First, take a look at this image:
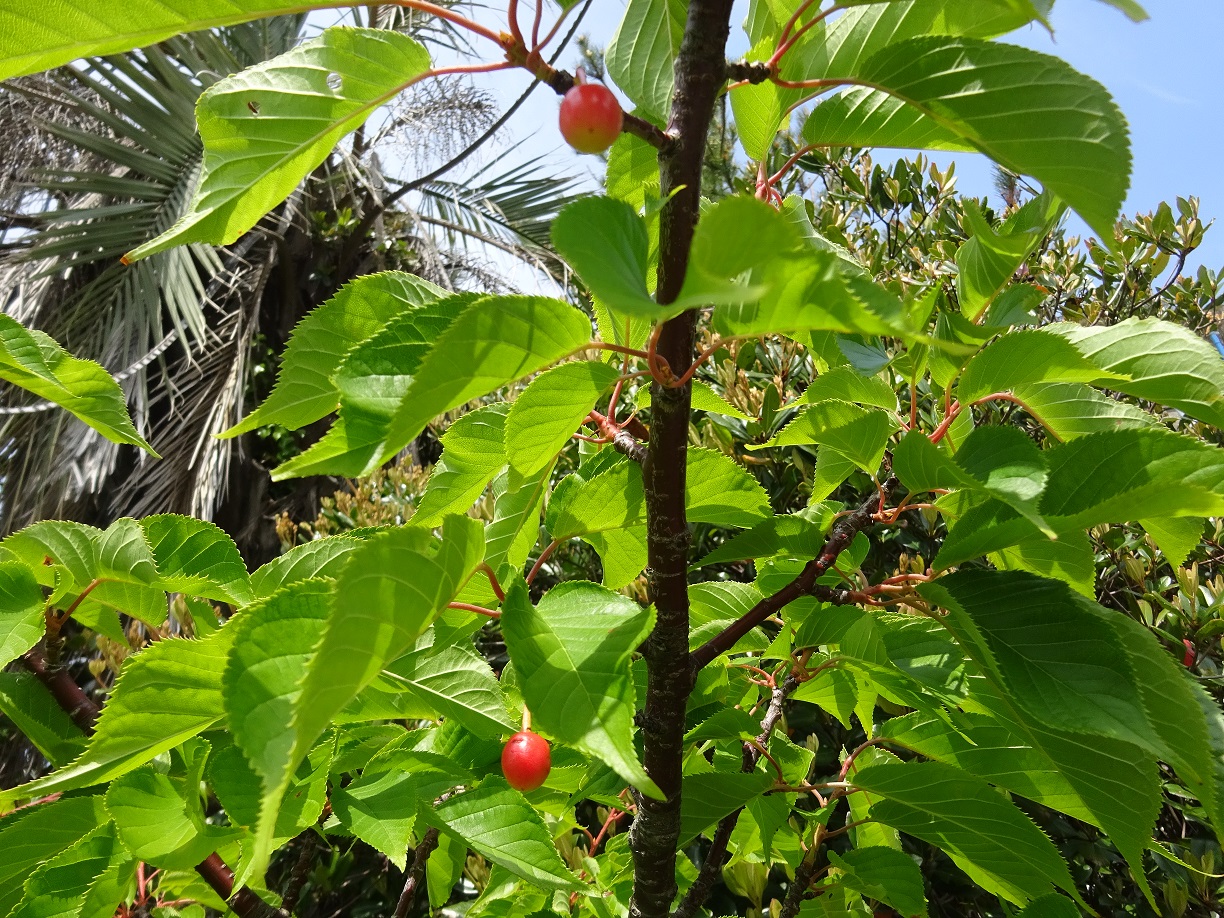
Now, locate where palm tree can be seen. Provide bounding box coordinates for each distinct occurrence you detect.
[0,7,582,563]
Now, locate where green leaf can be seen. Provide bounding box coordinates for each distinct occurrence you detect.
[248,535,367,598]
[429,777,584,892]
[485,464,554,575]
[851,36,1130,239]
[1046,318,1224,427]
[679,771,773,845]
[0,314,154,453]
[378,642,515,740]
[414,404,510,526]
[505,362,621,476]
[756,400,897,472]
[548,459,645,542]
[956,193,1062,320]
[805,367,897,411]
[552,197,661,319]
[105,765,233,869]
[223,273,444,437]
[802,86,977,153]
[501,578,660,798]
[1039,429,1224,527]
[331,769,417,869]
[1141,516,1203,568]
[0,672,87,766]
[605,0,685,123]
[0,561,43,669]
[1017,894,1081,918]
[686,448,773,528]
[9,823,125,918]
[852,761,1078,906]
[240,516,483,885]
[1010,381,1156,441]
[695,512,829,568]
[0,0,431,79]
[0,796,109,918]
[140,514,252,605]
[827,847,928,917]
[0,628,234,808]
[223,580,331,813]
[922,571,1158,750]
[284,296,590,479]
[126,28,431,259]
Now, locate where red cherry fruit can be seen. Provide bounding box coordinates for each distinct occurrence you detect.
[559,83,623,155]
[1183,638,1196,668]
[501,730,551,792]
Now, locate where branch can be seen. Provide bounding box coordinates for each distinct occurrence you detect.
[589,409,648,464]
[22,648,281,918]
[23,647,99,733]
[689,478,898,672]
[673,673,800,918]
[726,60,772,84]
[629,2,737,917]
[393,828,441,918]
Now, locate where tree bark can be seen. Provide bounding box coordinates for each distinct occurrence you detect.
[629,3,736,917]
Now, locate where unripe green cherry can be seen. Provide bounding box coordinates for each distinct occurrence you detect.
[559,82,623,155]
[501,729,551,791]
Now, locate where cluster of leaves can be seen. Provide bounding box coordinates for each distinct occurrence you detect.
[5,1,1224,918]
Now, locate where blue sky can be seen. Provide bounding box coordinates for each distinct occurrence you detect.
[454,0,1223,272]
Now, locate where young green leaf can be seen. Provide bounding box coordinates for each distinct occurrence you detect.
[0,561,43,669]
[415,404,511,526]
[0,672,87,767]
[826,847,928,917]
[140,514,252,605]
[239,516,483,885]
[248,534,368,598]
[222,273,445,437]
[126,28,432,260]
[9,823,126,918]
[852,760,1080,906]
[552,197,661,319]
[331,769,418,869]
[428,777,584,891]
[105,765,236,869]
[605,0,684,123]
[501,578,661,798]
[956,193,1063,320]
[0,627,235,808]
[0,796,110,918]
[505,362,621,477]
[0,314,154,454]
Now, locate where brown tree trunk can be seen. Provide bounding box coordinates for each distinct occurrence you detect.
[629,3,736,916]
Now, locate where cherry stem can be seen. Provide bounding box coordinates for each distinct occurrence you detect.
[477,563,506,602]
[388,1,507,46]
[535,2,577,52]
[588,808,623,855]
[522,706,532,731]
[527,539,562,585]
[531,0,544,49]
[769,4,846,70]
[448,602,501,619]
[507,0,524,45]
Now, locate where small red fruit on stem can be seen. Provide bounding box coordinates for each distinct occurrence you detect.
[559,76,623,155]
[502,730,551,791]
[1183,638,1196,668]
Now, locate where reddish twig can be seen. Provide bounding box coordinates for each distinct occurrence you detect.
[477,563,506,603]
[526,539,562,585]
[448,602,501,619]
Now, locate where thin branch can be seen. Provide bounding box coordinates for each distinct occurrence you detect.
[393,829,440,918]
[689,479,898,672]
[673,674,800,918]
[589,408,648,464]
